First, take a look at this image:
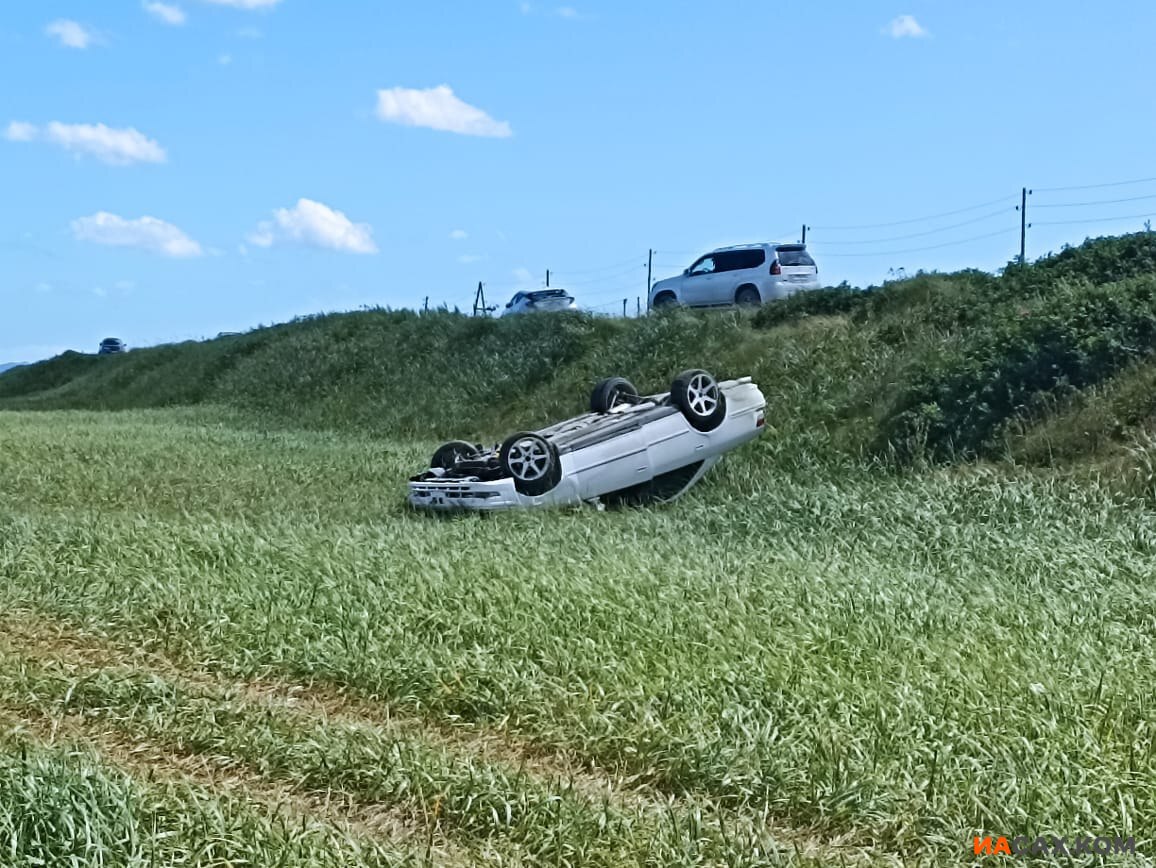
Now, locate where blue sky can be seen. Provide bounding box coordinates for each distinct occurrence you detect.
[2,0,1155,362]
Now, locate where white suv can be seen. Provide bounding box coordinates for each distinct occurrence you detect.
[648,243,820,310]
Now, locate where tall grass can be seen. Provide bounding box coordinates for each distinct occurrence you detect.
[0,737,410,867]
[2,409,1155,863]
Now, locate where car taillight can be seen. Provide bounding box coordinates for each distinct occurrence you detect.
[770,261,781,276]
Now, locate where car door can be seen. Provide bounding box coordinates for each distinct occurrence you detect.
[566,418,652,500]
[680,255,721,306]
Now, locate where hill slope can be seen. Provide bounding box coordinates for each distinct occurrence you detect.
[4,232,1156,466]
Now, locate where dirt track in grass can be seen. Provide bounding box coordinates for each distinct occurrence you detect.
[0,610,890,867]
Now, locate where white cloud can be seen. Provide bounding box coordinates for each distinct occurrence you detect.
[144,2,187,25]
[72,212,203,258]
[218,53,233,65]
[520,2,533,12]
[236,26,263,38]
[199,0,282,8]
[4,122,37,142]
[6,122,167,166]
[48,122,166,165]
[884,14,928,38]
[556,6,579,18]
[513,267,534,284]
[458,254,483,264]
[450,229,468,240]
[45,19,98,49]
[375,86,512,138]
[249,199,378,255]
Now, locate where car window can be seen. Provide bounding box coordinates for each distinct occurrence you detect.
[776,248,816,267]
[715,249,765,272]
[689,256,716,276]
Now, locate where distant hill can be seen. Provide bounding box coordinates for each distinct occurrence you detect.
[0,363,25,375]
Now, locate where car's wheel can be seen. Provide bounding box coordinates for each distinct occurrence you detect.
[590,377,639,413]
[652,292,678,310]
[430,440,480,470]
[671,369,727,432]
[735,285,761,307]
[499,432,561,496]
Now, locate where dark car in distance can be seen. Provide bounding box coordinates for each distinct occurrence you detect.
[98,337,127,355]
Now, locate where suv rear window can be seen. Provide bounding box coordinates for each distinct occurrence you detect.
[528,289,570,301]
[714,249,766,272]
[775,247,816,267]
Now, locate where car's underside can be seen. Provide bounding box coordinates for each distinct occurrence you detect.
[407,370,765,511]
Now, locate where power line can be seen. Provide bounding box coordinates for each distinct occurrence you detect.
[549,254,646,277]
[554,262,644,287]
[1033,192,1156,210]
[582,284,634,297]
[1033,211,1156,227]
[1034,176,1156,194]
[812,195,1014,232]
[812,207,1014,246]
[814,227,1015,258]
[580,284,641,304]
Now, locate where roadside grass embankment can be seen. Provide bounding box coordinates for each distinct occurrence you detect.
[6,232,1156,472]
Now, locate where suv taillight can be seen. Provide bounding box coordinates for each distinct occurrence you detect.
[770,261,781,276]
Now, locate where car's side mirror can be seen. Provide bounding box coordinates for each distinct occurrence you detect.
[683,268,690,276]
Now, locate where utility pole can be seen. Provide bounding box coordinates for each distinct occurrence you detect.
[1017,187,1032,265]
[646,249,653,297]
[546,269,550,288]
[801,224,808,244]
[423,296,429,313]
[636,297,641,317]
[622,298,627,318]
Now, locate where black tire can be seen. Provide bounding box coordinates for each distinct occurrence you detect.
[499,432,561,496]
[590,377,639,413]
[735,285,761,307]
[671,369,727,432]
[430,440,480,470]
[652,292,678,310]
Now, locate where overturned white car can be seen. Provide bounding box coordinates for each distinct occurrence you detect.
[408,369,766,511]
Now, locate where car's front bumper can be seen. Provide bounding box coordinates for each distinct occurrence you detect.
[409,474,590,510]
[407,477,519,510]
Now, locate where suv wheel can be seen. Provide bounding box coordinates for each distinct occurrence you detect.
[735,285,761,307]
[652,292,678,310]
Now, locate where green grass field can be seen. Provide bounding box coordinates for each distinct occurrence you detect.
[1,408,1154,865]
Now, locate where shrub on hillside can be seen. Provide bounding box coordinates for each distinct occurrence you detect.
[876,275,1156,461]
[751,284,868,328]
[0,351,98,400]
[1019,231,1156,288]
